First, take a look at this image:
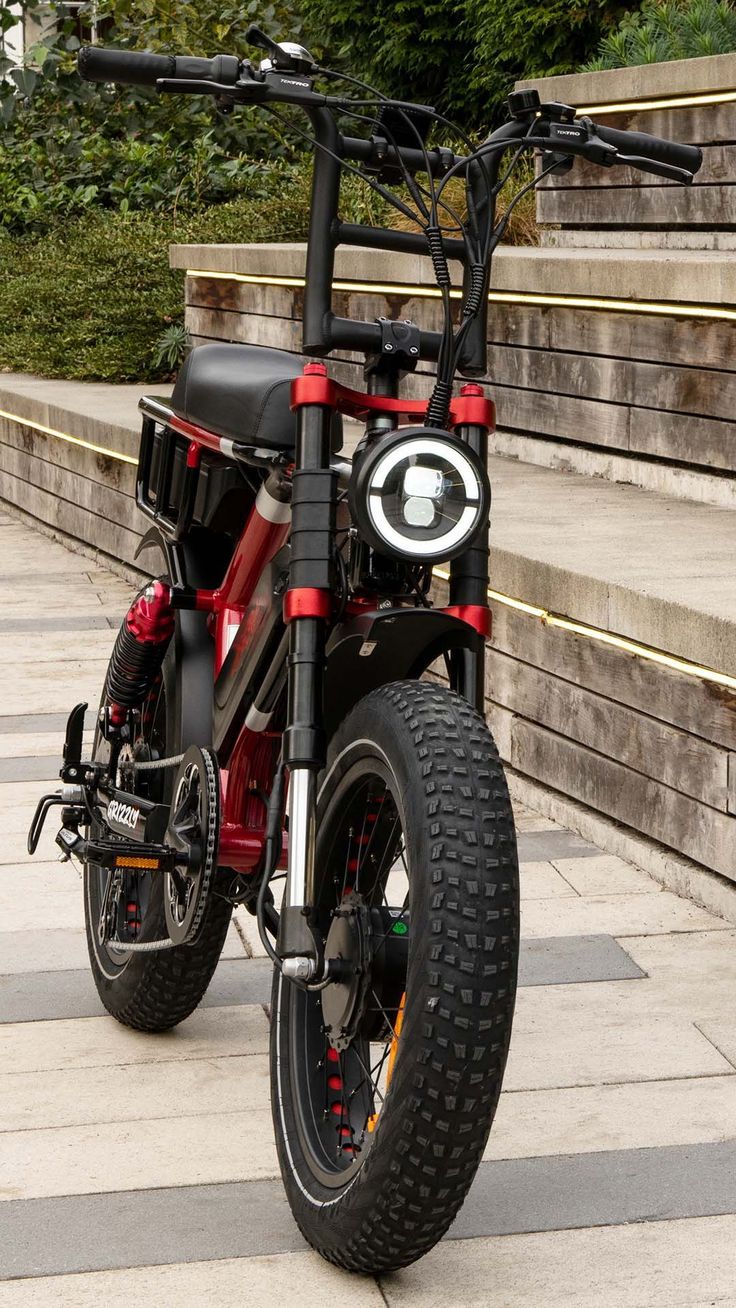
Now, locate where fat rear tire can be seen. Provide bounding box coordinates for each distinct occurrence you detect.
[84,616,231,1033]
[271,680,519,1272]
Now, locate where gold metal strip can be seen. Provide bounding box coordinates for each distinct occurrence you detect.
[578,88,736,117]
[434,568,736,691]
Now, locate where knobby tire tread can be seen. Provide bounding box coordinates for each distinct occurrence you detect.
[86,895,232,1033]
[272,680,520,1272]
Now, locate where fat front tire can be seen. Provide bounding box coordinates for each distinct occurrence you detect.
[271,680,520,1272]
[84,623,231,1032]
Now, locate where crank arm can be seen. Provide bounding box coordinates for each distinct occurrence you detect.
[98,786,170,844]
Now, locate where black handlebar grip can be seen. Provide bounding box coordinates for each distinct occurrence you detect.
[78,46,176,86]
[78,47,240,88]
[593,121,703,176]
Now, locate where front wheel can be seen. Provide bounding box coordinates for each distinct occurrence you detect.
[271,680,519,1272]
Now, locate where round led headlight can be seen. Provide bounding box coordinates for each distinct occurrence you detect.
[349,427,490,563]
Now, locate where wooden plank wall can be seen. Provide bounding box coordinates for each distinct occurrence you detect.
[429,576,736,883]
[184,274,736,478]
[538,104,736,229]
[0,414,146,568]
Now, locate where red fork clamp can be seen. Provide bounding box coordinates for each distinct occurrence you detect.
[291,366,495,431]
[283,588,332,622]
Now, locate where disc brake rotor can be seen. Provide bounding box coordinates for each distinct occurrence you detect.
[164,745,219,946]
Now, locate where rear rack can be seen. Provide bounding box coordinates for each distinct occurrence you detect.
[137,395,287,541]
[136,395,353,542]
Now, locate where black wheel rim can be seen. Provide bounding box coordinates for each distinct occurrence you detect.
[285,755,411,1189]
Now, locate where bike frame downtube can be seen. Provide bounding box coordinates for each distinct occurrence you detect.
[278,373,337,967]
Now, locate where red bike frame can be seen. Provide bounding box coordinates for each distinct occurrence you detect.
[135,365,495,878]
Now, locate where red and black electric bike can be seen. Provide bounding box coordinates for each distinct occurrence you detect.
[28,28,701,1272]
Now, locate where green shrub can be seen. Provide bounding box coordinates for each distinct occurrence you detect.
[0,160,387,382]
[585,0,736,68]
[295,0,628,127]
[0,0,311,232]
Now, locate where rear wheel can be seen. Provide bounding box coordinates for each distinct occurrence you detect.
[271,680,519,1272]
[84,624,231,1032]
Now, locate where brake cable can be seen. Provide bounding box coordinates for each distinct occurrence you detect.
[265,74,553,428]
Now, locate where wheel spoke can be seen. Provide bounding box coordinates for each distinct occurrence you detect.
[366,811,402,902]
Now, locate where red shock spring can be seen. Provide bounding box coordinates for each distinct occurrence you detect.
[106,580,175,725]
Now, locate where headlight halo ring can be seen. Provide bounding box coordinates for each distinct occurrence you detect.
[349,426,490,564]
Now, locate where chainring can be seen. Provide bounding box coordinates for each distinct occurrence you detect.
[164,745,220,946]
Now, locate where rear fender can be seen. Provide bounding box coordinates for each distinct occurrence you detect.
[323,609,482,737]
[134,526,224,749]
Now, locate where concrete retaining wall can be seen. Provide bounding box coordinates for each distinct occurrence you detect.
[174,239,736,508]
[0,375,166,569]
[165,227,736,884]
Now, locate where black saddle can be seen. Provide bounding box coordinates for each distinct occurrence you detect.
[171,343,341,452]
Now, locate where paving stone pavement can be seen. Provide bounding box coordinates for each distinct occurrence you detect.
[1,512,736,1306]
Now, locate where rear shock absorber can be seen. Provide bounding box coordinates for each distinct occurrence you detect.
[105,579,175,727]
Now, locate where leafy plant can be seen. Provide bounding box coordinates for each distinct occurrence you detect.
[584,0,736,68]
[387,160,539,247]
[0,0,310,232]
[153,323,191,373]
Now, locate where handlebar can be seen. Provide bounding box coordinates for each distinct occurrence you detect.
[76,41,703,376]
[78,45,703,186]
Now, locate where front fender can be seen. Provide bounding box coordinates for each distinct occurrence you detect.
[323,608,482,737]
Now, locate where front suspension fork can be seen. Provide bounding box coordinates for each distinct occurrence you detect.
[446,413,491,712]
[278,369,336,979]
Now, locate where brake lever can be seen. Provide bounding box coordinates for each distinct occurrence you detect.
[155,77,266,100]
[616,152,695,185]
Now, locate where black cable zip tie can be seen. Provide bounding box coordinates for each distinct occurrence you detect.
[425,226,451,288]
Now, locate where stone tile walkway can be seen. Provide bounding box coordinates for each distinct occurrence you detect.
[1,510,736,1306]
